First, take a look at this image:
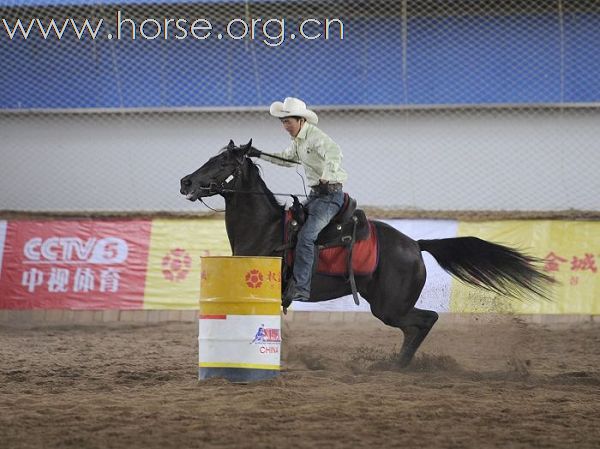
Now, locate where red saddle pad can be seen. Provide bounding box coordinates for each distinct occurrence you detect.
[285,215,379,277]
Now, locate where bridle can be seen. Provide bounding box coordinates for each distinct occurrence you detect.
[196,162,243,212]
[205,163,242,196]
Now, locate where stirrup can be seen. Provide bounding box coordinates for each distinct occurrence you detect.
[282,280,310,310]
[282,294,293,310]
[282,278,295,300]
[282,278,295,310]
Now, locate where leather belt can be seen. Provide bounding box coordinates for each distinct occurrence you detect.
[310,183,343,194]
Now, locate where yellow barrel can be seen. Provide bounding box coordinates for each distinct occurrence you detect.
[198,256,282,382]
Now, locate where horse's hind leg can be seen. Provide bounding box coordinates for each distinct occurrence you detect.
[391,308,439,367]
[362,221,438,367]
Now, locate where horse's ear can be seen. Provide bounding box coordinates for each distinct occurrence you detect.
[227,139,235,150]
[238,139,252,155]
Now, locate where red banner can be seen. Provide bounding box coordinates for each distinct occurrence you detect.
[0,220,151,309]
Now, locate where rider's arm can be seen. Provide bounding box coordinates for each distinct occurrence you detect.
[258,145,299,167]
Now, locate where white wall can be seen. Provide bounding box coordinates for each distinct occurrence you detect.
[1,108,599,212]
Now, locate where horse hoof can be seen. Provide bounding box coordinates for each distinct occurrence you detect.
[397,360,412,369]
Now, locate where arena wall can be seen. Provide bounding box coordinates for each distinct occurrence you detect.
[2,1,599,213]
[1,107,599,212]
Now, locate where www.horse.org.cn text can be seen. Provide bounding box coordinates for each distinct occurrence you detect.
[1,12,345,47]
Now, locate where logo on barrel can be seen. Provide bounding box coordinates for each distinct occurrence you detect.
[161,248,192,282]
[251,324,281,355]
[245,269,263,288]
[251,324,281,344]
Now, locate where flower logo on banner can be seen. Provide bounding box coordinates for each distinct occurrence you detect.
[161,248,192,282]
[245,269,263,288]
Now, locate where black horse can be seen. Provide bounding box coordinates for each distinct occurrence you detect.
[180,140,553,367]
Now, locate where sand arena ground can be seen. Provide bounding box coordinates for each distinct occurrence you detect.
[1,314,599,449]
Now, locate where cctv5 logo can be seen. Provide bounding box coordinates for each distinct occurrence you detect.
[23,237,128,264]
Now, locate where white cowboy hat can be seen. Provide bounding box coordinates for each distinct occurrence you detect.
[269,97,318,125]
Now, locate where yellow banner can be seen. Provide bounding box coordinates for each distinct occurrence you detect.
[450,220,600,314]
[144,219,231,309]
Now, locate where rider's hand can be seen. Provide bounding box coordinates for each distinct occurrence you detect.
[246,147,262,158]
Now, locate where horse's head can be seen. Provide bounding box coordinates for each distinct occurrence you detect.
[180,139,252,201]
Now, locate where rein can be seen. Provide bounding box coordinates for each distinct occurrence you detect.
[219,188,308,197]
[198,186,309,212]
[196,160,308,212]
[259,151,301,165]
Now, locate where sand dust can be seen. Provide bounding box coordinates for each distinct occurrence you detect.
[1,314,599,449]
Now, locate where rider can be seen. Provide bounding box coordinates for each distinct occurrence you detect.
[247,97,348,304]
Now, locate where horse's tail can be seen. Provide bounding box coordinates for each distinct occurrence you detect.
[417,237,554,299]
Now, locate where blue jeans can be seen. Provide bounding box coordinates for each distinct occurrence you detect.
[293,189,345,299]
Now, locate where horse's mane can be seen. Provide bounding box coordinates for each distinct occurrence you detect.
[243,156,285,212]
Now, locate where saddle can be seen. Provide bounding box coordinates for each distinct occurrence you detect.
[281,193,371,306]
[289,193,370,247]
